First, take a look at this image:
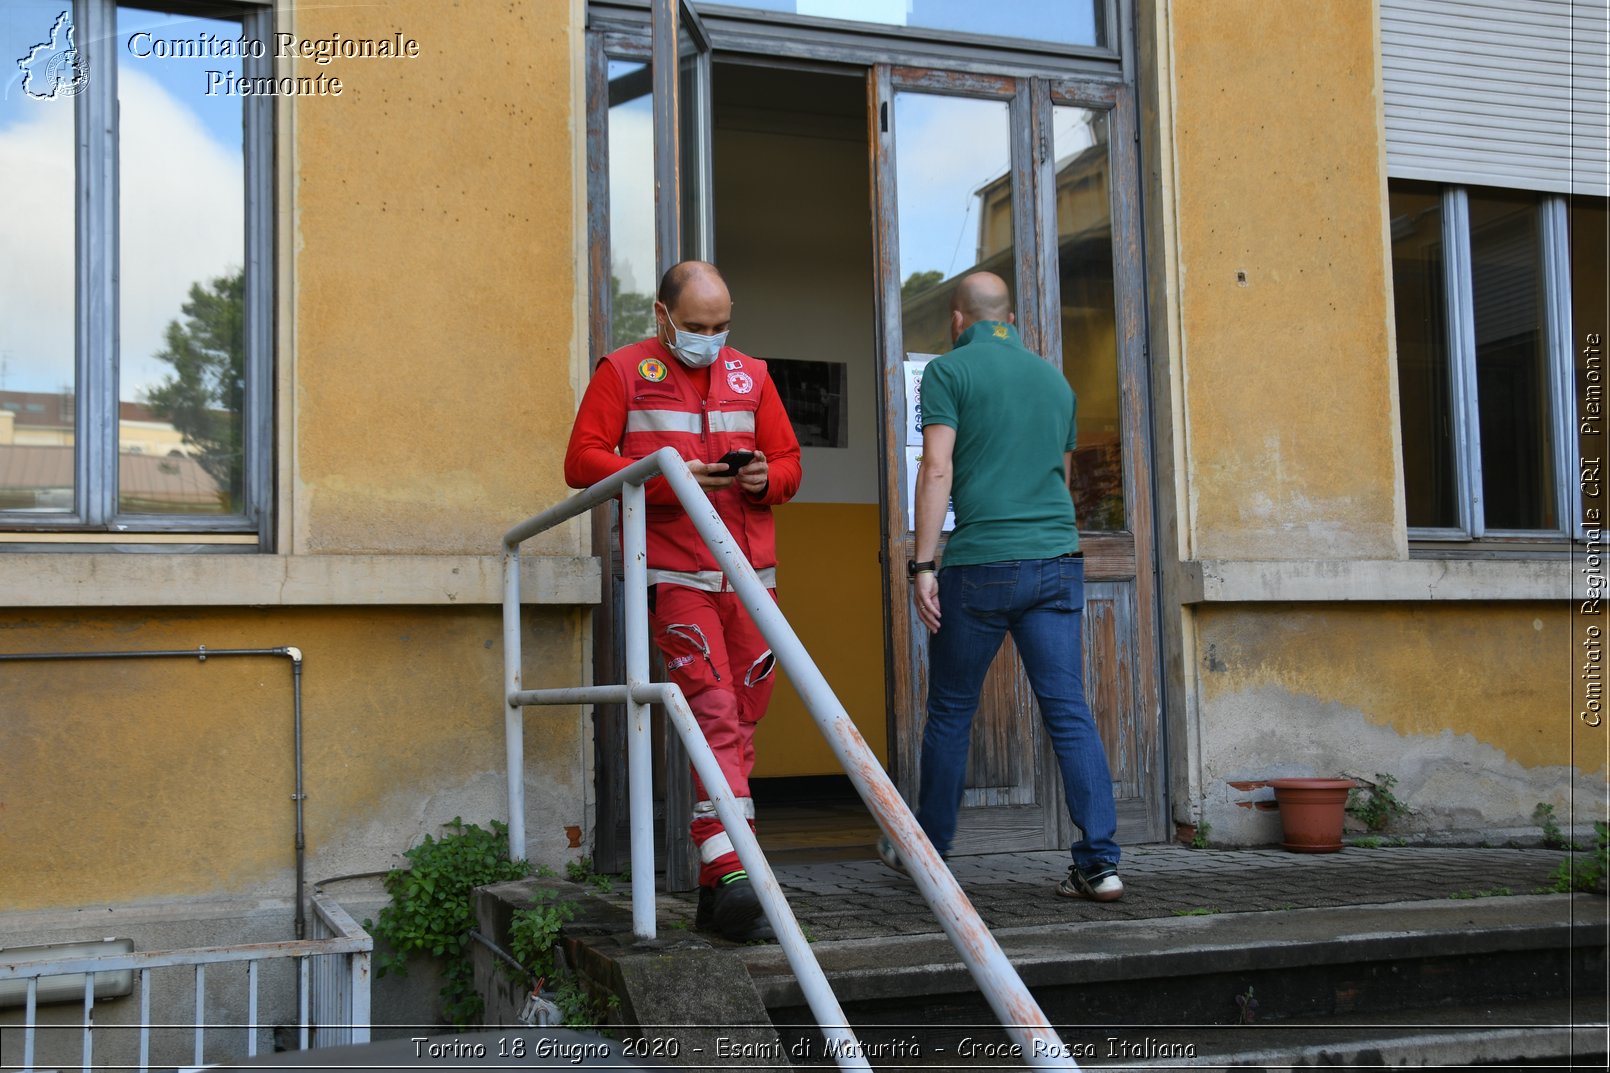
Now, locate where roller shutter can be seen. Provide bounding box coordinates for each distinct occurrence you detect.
[1380,0,1609,196]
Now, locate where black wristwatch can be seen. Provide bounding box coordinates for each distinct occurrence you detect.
[907,559,936,578]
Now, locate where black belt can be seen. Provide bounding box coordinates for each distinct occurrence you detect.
[1061,551,1083,559]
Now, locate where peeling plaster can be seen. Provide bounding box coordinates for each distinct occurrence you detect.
[1201,684,1605,846]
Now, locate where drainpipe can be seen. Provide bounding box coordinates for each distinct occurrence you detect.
[0,646,309,939]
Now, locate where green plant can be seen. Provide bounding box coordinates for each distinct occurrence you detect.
[1549,821,1609,894]
[590,873,614,894]
[1533,803,1581,850]
[1189,822,1212,850]
[508,892,616,1028]
[1351,836,1383,849]
[1345,773,1411,832]
[509,891,575,981]
[1450,886,1515,899]
[364,818,531,1027]
[565,857,593,883]
[1172,907,1219,916]
[1235,986,1258,1025]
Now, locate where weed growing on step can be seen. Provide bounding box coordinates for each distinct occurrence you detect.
[1172,907,1219,916]
[1450,886,1514,899]
[1549,821,1609,894]
[1345,773,1411,832]
[508,892,619,1028]
[1350,836,1383,849]
[562,856,624,894]
[364,818,532,1027]
[1189,822,1212,849]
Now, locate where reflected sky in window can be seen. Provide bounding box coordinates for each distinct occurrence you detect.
[0,4,245,397]
[715,0,1104,49]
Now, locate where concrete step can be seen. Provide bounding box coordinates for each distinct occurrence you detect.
[763,997,1605,1069]
[747,895,1606,1065]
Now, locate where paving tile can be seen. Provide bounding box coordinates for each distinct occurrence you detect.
[583,846,1578,948]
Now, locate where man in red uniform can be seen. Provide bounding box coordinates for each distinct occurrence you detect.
[564,260,802,942]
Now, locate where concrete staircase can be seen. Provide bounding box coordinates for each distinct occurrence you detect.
[747,895,1606,1067]
[472,859,1606,1070]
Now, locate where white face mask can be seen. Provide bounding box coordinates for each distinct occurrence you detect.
[663,311,728,369]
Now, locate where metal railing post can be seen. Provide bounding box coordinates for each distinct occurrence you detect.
[621,481,657,939]
[502,541,526,859]
[654,451,1074,1069]
[498,448,1077,1069]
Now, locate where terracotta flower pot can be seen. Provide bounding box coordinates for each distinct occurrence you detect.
[1270,778,1356,853]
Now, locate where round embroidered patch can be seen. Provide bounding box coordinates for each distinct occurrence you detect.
[638,357,667,383]
[727,370,754,394]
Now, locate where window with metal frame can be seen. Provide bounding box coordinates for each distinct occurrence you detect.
[1388,179,1603,542]
[0,0,273,548]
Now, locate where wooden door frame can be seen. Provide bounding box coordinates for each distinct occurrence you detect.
[583,2,1165,878]
[869,64,1166,844]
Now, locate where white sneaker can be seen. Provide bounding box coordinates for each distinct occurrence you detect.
[1057,864,1124,902]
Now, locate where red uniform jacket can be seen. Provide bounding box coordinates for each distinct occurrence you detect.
[564,338,802,587]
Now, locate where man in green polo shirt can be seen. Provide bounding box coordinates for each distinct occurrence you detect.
[880,270,1122,901]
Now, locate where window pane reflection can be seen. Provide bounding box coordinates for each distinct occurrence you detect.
[717,0,1106,49]
[607,60,657,351]
[1574,197,1608,533]
[1469,188,1554,530]
[894,92,1013,357]
[1053,105,1123,531]
[1389,182,1459,529]
[1,0,78,513]
[117,6,245,515]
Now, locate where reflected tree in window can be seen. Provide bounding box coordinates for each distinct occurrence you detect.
[610,274,656,350]
[141,270,244,512]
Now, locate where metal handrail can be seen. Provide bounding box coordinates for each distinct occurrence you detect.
[502,446,1078,1070]
[0,891,370,1072]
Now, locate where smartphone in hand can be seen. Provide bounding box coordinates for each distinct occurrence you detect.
[714,450,755,476]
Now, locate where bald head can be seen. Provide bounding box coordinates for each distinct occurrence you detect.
[654,260,732,353]
[657,260,728,311]
[950,272,1012,326]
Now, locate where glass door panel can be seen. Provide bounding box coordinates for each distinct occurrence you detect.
[678,4,713,262]
[711,0,1109,50]
[893,92,1016,354]
[606,59,657,350]
[1050,104,1123,532]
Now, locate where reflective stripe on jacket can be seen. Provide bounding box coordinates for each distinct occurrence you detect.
[602,341,778,582]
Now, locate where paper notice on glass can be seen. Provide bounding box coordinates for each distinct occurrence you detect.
[904,444,956,533]
[902,355,940,447]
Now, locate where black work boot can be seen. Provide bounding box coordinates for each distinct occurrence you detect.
[694,871,775,942]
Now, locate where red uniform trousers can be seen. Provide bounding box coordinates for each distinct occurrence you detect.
[650,582,778,888]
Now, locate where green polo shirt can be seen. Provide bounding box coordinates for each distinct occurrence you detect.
[919,320,1078,567]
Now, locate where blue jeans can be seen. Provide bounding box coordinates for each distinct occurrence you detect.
[916,555,1120,872]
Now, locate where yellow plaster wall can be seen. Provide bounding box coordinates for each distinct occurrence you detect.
[1168,0,1402,560]
[1195,603,1590,774]
[290,0,581,555]
[754,503,888,776]
[0,607,587,913]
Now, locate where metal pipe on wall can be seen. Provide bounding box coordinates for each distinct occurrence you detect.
[0,646,309,939]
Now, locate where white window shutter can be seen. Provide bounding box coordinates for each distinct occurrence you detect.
[1381,0,1609,196]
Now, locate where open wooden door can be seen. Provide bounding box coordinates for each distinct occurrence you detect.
[870,64,1164,854]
